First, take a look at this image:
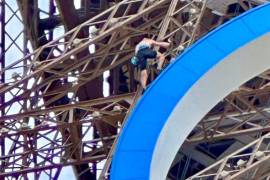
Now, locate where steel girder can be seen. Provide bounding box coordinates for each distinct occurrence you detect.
[0,0,268,179]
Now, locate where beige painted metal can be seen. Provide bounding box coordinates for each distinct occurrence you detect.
[187,132,270,180]
[0,0,267,178]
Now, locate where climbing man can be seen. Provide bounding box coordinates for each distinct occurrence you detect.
[131,37,170,90]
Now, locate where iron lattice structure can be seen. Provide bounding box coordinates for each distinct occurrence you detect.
[0,0,270,179]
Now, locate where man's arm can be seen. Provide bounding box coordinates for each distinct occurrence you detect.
[150,39,170,48]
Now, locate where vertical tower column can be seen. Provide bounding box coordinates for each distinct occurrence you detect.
[0,0,5,173]
[0,0,5,116]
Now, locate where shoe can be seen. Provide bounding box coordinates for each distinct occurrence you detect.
[157,63,169,74]
[141,85,149,95]
[156,69,162,74]
[142,88,146,94]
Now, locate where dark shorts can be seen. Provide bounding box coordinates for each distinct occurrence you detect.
[137,47,157,70]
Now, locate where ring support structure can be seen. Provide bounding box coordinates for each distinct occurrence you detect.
[111,3,270,180]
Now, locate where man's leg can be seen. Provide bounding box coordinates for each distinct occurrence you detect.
[142,48,163,70]
[156,51,165,70]
[140,69,148,89]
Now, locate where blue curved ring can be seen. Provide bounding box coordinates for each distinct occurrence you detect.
[111,3,270,180]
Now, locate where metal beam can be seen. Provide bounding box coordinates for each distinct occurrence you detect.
[187,132,270,180]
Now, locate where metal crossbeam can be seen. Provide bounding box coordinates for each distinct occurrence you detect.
[0,0,268,179]
[0,93,134,178]
[0,0,211,113]
[0,0,169,111]
[187,132,270,180]
[187,72,270,144]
